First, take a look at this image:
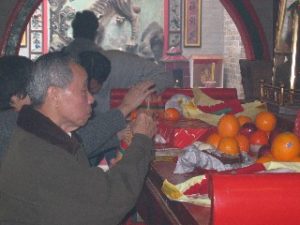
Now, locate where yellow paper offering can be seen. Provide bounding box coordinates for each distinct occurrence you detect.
[235,100,267,121]
[161,175,211,207]
[192,87,223,107]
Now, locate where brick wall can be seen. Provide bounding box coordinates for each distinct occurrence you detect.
[183,0,224,56]
[182,0,246,99]
[223,10,246,99]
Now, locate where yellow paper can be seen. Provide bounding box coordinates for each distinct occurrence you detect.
[264,161,300,172]
[161,179,183,199]
[192,87,223,107]
[181,100,267,127]
[235,100,267,121]
[161,175,211,207]
[181,101,222,126]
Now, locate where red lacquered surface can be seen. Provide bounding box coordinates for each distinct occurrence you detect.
[211,173,300,225]
[110,88,238,108]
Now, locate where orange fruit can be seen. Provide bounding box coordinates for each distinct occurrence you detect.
[130,110,137,120]
[217,114,240,138]
[236,133,250,152]
[255,111,277,132]
[271,132,300,161]
[206,132,221,148]
[237,115,252,126]
[290,156,300,162]
[256,153,274,163]
[217,137,240,155]
[164,108,180,121]
[249,130,269,145]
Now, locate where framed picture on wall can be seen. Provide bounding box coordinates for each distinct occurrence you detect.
[30,4,43,31]
[30,31,43,53]
[167,0,182,50]
[184,0,201,47]
[190,55,223,88]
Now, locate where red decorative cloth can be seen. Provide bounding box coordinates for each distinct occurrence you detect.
[157,119,216,148]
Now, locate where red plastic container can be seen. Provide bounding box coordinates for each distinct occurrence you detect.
[210,173,300,225]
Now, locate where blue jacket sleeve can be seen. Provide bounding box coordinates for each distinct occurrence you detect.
[76,109,127,157]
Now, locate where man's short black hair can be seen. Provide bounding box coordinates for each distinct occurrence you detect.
[78,51,111,86]
[0,55,33,110]
[72,10,99,40]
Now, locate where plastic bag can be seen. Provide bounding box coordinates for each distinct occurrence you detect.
[174,141,254,174]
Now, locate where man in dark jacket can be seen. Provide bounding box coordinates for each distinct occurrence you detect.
[0,51,156,225]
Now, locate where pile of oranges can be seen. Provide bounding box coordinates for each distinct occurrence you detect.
[206,114,249,156]
[205,111,300,163]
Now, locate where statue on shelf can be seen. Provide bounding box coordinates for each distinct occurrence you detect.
[49,0,142,53]
[91,0,140,50]
[138,21,164,62]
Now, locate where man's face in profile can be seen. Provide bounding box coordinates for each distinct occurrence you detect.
[55,63,94,131]
[89,78,102,95]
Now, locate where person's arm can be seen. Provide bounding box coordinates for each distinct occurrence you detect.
[103,50,175,92]
[78,80,156,158]
[117,80,156,116]
[76,109,126,157]
[40,113,156,225]
[79,113,156,224]
[138,58,174,92]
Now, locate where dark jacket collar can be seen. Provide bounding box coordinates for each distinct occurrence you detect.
[17,106,81,155]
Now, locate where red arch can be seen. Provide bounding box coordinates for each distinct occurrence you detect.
[243,0,270,60]
[1,0,263,60]
[220,0,255,59]
[220,0,271,60]
[0,0,42,55]
[0,2,24,54]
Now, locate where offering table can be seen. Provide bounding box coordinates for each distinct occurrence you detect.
[136,160,210,225]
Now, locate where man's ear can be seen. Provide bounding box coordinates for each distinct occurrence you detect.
[47,86,61,106]
[9,95,19,108]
